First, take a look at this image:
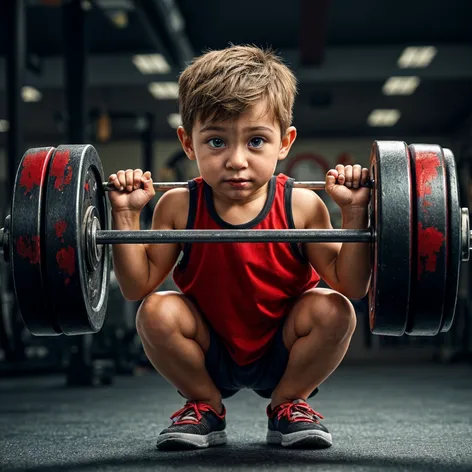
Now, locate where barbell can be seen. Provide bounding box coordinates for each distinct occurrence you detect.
[1,141,470,339]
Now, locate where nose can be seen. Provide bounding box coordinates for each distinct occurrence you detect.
[225,147,248,170]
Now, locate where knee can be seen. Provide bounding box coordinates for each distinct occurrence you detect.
[306,290,357,343]
[322,291,357,342]
[135,292,183,342]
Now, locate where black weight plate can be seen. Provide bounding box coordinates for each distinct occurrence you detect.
[10,147,62,336]
[407,144,447,335]
[369,141,412,336]
[441,148,461,332]
[44,145,110,335]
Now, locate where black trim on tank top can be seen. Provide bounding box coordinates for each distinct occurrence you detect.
[284,178,310,263]
[177,179,198,270]
[203,176,277,229]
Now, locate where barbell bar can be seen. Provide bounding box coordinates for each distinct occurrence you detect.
[98,175,374,244]
[102,180,375,192]
[94,229,373,244]
[1,141,470,339]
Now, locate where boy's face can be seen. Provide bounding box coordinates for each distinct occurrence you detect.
[177,99,297,201]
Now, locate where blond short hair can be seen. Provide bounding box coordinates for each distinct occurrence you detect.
[178,45,297,136]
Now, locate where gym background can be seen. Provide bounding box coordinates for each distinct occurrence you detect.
[0,1,471,471]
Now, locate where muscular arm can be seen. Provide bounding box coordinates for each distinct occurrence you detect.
[112,189,188,301]
[292,188,371,299]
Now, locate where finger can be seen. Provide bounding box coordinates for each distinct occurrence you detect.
[344,165,353,188]
[325,173,338,192]
[141,170,152,182]
[133,169,143,190]
[335,165,345,185]
[116,170,126,190]
[352,164,362,189]
[108,174,120,191]
[141,171,155,196]
[125,169,134,191]
[361,168,370,186]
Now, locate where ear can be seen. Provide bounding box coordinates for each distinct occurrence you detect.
[177,126,196,161]
[278,126,297,161]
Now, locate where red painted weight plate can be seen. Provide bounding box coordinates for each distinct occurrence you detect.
[44,145,110,335]
[440,148,461,332]
[407,144,448,335]
[10,147,62,335]
[369,141,412,335]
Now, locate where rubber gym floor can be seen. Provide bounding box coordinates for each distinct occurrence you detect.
[1,363,471,472]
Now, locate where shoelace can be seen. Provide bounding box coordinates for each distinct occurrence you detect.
[276,400,324,423]
[170,401,213,425]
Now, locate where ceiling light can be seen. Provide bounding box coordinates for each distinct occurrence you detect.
[22,86,42,103]
[81,1,93,11]
[367,109,401,127]
[109,10,128,29]
[132,54,171,74]
[382,76,420,96]
[0,120,9,132]
[148,82,179,99]
[167,113,182,129]
[397,46,437,69]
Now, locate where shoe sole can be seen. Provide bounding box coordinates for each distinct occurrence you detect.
[266,430,333,449]
[156,431,227,450]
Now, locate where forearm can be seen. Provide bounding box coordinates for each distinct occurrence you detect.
[335,208,372,298]
[111,211,150,300]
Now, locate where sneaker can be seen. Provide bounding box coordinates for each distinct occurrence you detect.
[266,399,332,448]
[156,401,227,450]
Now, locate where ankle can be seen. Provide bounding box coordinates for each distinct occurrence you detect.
[270,397,290,411]
[270,396,306,411]
[209,400,224,415]
[192,397,223,415]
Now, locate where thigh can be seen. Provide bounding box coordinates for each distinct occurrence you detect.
[147,292,240,398]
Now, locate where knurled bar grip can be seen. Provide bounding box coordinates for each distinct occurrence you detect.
[94,229,374,244]
[101,180,375,191]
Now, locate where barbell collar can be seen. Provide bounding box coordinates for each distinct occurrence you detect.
[101,180,375,192]
[461,208,471,261]
[95,228,374,244]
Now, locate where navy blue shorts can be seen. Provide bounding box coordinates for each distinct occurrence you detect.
[204,320,319,400]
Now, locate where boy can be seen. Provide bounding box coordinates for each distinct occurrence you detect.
[108,45,371,450]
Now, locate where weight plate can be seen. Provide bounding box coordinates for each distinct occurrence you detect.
[407,144,447,335]
[44,145,110,335]
[440,148,461,332]
[10,147,62,336]
[369,141,412,335]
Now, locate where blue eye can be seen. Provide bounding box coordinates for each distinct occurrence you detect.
[249,137,265,148]
[208,138,225,148]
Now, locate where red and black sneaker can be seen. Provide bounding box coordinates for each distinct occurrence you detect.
[156,401,227,450]
[266,399,332,448]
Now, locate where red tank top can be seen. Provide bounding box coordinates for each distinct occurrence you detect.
[173,173,320,366]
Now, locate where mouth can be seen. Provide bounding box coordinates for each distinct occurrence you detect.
[223,178,251,188]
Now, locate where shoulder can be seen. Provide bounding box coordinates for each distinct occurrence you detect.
[291,187,325,213]
[153,188,190,230]
[291,187,329,229]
